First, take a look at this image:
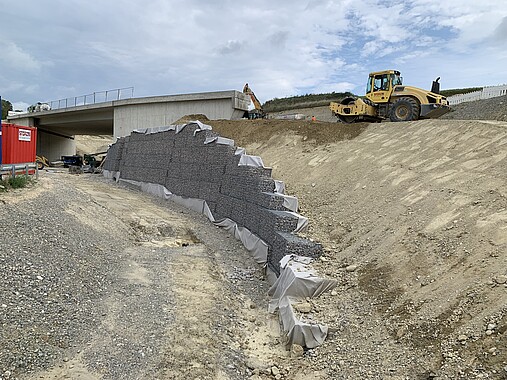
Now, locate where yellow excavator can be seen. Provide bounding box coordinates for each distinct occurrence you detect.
[243,83,266,119]
[330,70,451,123]
[36,155,50,170]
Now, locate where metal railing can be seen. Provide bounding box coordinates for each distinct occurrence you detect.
[0,163,39,180]
[47,87,134,110]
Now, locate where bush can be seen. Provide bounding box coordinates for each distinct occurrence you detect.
[263,92,356,112]
[0,175,32,191]
[9,176,30,188]
[440,87,483,97]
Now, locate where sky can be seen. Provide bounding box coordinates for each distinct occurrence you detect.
[1,0,507,112]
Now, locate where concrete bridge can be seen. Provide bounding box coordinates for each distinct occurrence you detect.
[7,90,250,160]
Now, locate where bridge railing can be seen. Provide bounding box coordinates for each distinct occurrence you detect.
[47,87,134,110]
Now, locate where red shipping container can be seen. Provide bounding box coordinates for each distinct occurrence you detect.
[1,123,37,164]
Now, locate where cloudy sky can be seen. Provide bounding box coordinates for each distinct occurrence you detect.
[1,0,506,111]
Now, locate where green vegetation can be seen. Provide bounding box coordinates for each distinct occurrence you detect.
[261,87,484,111]
[263,92,355,112]
[440,87,483,97]
[1,98,13,119]
[0,175,32,191]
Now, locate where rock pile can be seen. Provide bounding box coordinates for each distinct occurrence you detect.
[442,94,507,121]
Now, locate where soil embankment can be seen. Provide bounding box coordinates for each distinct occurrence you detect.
[209,117,507,378]
[443,95,507,122]
[2,100,506,379]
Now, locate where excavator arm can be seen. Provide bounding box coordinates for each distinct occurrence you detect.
[243,83,266,118]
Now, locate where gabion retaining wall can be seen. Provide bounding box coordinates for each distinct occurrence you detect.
[104,123,322,274]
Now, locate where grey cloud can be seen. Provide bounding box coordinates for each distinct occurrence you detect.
[493,16,507,43]
[218,40,244,54]
[269,31,289,49]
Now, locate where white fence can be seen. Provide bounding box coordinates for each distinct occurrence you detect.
[448,84,507,106]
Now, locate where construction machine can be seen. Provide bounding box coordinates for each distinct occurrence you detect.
[243,83,266,119]
[36,155,50,170]
[330,70,451,123]
[28,102,51,113]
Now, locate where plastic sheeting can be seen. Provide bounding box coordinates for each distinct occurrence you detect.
[214,218,269,265]
[103,169,120,182]
[204,136,235,146]
[268,255,338,348]
[278,296,329,349]
[273,180,299,213]
[105,122,336,348]
[268,255,337,312]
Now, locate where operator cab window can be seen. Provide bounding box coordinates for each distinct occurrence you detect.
[374,74,389,91]
[392,74,403,86]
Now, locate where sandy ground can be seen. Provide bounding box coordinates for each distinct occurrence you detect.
[3,107,507,379]
[74,135,113,155]
[208,115,507,379]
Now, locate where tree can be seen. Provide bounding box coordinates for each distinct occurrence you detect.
[1,98,13,120]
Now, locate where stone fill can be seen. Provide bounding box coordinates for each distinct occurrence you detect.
[104,123,322,273]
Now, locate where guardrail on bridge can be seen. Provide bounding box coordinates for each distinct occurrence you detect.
[46,87,134,111]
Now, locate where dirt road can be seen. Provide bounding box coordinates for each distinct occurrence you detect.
[1,173,302,380]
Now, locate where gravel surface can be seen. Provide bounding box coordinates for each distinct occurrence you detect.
[0,176,126,378]
[2,103,507,380]
[0,173,293,380]
[443,95,507,121]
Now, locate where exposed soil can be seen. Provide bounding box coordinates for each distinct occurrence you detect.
[443,95,507,122]
[75,135,113,156]
[207,118,369,147]
[207,115,507,379]
[2,102,507,379]
[1,173,289,380]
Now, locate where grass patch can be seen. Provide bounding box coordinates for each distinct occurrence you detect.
[0,175,33,191]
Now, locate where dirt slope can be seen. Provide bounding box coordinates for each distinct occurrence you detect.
[208,118,507,379]
[75,135,113,156]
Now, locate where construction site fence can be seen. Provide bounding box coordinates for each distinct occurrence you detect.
[0,162,39,180]
[447,84,507,106]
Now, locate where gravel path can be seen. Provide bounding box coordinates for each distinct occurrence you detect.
[0,172,290,380]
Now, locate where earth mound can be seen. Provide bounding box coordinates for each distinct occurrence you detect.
[443,95,507,121]
[206,116,507,379]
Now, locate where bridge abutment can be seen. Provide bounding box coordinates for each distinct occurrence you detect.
[7,90,249,160]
